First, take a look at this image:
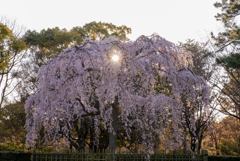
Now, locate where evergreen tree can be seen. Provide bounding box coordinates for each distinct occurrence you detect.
[211,0,240,120]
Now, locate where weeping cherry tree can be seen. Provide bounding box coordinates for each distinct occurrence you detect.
[25,34,210,152]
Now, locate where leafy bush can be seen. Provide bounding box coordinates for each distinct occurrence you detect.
[220,140,240,156]
[0,151,31,161]
[0,143,26,152]
[0,142,54,153]
[209,155,240,161]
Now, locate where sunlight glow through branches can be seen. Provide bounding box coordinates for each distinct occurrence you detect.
[112,55,119,61]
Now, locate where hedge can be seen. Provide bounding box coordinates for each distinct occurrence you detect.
[1,151,240,161]
[209,155,240,161]
[0,151,31,161]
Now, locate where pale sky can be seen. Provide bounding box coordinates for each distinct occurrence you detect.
[1,0,222,44]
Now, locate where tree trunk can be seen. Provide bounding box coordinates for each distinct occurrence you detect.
[216,143,220,155]
[183,125,187,153]
[197,134,203,154]
[135,142,138,153]
[108,97,119,153]
[89,118,95,152]
[69,142,72,152]
[191,137,196,153]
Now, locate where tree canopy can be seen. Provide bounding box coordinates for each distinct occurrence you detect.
[24,34,210,152]
[23,21,132,66]
[211,0,240,120]
[0,22,26,108]
[17,22,132,99]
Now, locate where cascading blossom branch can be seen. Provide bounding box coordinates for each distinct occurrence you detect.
[25,33,210,151]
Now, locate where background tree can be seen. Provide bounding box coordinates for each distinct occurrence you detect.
[203,116,240,155]
[211,0,240,120]
[213,58,240,119]
[204,120,224,155]
[23,21,131,67]
[179,40,215,153]
[179,39,214,81]
[213,0,240,53]
[71,21,132,43]
[0,19,26,108]
[178,68,213,153]
[0,96,27,144]
[218,116,240,155]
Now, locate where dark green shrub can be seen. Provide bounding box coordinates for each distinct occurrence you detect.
[219,140,240,156]
[208,155,240,161]
[0,151,31,161]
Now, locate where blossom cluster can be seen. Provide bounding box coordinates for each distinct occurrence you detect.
[25,34,210,151]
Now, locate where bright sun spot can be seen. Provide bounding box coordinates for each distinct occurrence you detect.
[112,55,119,61]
